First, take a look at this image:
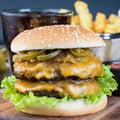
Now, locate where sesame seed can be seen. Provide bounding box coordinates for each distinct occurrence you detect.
[49,39,52,42]
[37,27,42,31]
[27,37,31,40]
[26,35,30,38]
[54,33,57,36]
[65,38,69,41]
[39,36,43,39]
[76,39,81,43]
[49,29,53,31]
[75,34,79,38]
[88,32,91,35]
[85,28,90,31]
[77,29,81,34]
[27,31,31,36]
[24,30,29,33]
[86,37,89,40]
[61,30,65,33]
[62,34,65,37]
[60,39,64,41]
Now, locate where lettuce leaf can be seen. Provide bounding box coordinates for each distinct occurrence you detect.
[86,65,118,104]
[96,65,118,95]
[1,65,118,110]
[1,76,67,110]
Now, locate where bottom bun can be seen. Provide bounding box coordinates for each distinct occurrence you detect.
[22,95,107,116]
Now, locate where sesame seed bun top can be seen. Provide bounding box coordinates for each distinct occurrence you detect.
[11,25,105,53]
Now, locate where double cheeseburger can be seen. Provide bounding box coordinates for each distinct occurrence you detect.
[1,25,117,116]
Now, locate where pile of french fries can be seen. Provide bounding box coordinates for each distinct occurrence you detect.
[72,0,120,34]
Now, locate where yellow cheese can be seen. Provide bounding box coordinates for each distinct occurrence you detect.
[60,56,104,79]
[15,79,100,98]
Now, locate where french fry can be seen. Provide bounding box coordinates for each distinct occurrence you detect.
[71,15,80,25]
[108,14,119,24]
[74,1,120,33]
[93,12,108,33]
[74,0,93,29]
[105,14,120,33]
[104,24,118,33]
[114,17,120,33]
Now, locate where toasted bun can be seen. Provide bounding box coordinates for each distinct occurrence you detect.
[11,25,105,53]
[22,95,107,116]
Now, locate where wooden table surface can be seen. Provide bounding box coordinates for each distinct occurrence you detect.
[0,92,120,120]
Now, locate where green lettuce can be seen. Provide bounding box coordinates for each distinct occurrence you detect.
[86,65,118,104]
[1,76,67,110]
[1,65,118,110]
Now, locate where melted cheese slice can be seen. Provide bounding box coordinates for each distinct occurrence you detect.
[14,56,104,80]
[60,56,103,79]
[14,79,100,98]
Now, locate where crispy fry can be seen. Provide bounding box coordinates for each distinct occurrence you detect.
[74,0,93,29]
[114,18,120,33]
[104,24,118,33]
[71,15,80,25]
[93,12,108,33]
[108,14,119,24]
[105,14,120,33]
[74,1,120,33]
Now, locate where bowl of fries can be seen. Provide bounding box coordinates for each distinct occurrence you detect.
[72,0,120,62]
[73,0,120,96]
[73,1,120,33]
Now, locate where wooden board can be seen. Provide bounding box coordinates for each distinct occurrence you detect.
[0,93,120,120]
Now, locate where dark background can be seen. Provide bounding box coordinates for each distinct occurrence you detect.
[0,0,120,43]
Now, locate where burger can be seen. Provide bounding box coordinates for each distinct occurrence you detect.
[1,25,118,116]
